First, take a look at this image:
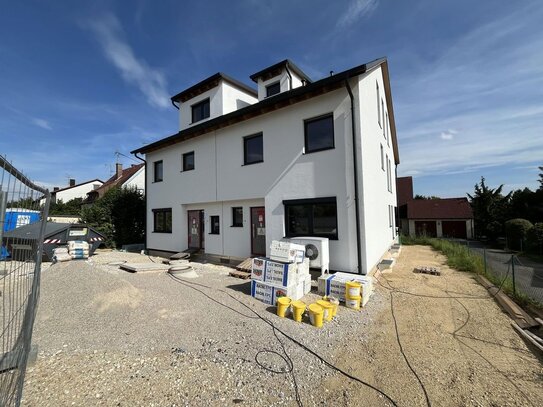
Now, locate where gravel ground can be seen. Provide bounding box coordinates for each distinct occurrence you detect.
[21,247,543,406]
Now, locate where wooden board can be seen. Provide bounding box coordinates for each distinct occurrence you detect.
[229,270,251,280]
[414,266,441,276]
[120,263,171,273]
[236,257,253,272]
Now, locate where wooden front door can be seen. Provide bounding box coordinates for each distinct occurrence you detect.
[250,207,266,256]
[188,210,204,250]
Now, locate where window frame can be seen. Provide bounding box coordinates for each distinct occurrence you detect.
[152,208,172,233]
[382,100,385,138]
[283,197,338,240]
[209,215,220,235]
[380,144,384,171]
[386,154,390,191]
[377,81,381,128]
[265,81,281,97]
[182,151,195,172]
[191,98,210,124]
[231,207,243,227]
[304,113,335,154]
[385,112,390,146]
[243,132,264,166]
[153,160,163,183]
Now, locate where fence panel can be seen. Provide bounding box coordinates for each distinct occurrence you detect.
[0,156,50,406]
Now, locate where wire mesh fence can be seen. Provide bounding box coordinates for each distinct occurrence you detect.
[0,156,50,406]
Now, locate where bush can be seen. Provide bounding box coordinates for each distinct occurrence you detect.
[527,223,543,254]
[505,218,533,250]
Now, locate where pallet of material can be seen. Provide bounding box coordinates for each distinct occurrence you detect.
[236,258,253,272]
[120,263,171,273]
[228,270,251,280]
[414,266,441,276]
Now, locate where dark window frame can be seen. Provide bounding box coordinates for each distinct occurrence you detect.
[377,81,381,128]
[265,81,281,97]
[152,208,172,233]
[153,160,163,182]
[191,98,210,124]
[209,215,220,235]
[243,132,264,166]
[283,197,338,240]
[380,144,384,171]
[182,151,195,172]
[232,207,243,227]
[304,113,335,154]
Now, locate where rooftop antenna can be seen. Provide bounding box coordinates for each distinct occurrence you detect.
[330,70,334,76]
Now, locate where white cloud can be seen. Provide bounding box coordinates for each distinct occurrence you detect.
[85,13,169,109]
[440,129,457,140]
[337,0,379,28]
[31,118,52,130]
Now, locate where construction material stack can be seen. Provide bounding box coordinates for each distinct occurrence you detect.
[317,272,374,308]
[250,240,311,305]
[68,240,90,260]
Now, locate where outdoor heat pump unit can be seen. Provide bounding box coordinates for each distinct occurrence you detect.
[288,236,330,275]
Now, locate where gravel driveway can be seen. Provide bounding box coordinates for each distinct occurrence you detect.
[21,247,543,406]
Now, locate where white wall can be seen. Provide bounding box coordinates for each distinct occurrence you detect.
[124,167,145,193]
[222,81,257,113]
[55,181,103,203]
[256,69,306,100]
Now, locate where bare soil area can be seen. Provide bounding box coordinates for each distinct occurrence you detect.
[21,246,542,406]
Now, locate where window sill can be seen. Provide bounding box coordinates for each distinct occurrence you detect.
[230,225,243,228]
[153,231,172,234]
[180,169,195,173]
[152,180,163,183]
[208,233,220,235]
[242,160,263,166]
[304,146,335,155]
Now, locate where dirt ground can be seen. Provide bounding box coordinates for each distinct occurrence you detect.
[21,246,543,406]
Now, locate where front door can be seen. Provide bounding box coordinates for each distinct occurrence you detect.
[250,207,266,256]
[188,210,204,250]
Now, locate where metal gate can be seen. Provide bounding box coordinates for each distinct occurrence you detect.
[0,156,50,406]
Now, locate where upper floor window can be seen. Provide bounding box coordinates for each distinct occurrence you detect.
[182,151,195,172]
[377,82,381,127]
[386,154,390,191]
[382,100,385,138]
[380,144,384,170]
[244,133,263,165]
[232,207,243,227]
[304,113,334,154]
[153,208,172,233]
[386,113,390,146]
[266,82,280,97]
[191,98,210,123]
[284,197,338,240]
[154,160,163,182]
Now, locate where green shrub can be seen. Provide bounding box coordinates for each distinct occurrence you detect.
[527,223,543,254]
[505,218,533,250]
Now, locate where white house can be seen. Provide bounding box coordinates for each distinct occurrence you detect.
[132,58,399,274]
[86,163,145,203]
[42,179,103,206]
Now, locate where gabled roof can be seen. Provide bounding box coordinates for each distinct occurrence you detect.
[249,59,312,83]
[406,198,473,220]
[132,57,400,164]
[53,179,103,194]
[171,72,257,103]
[90,164,144,197]
[397,176,414,206]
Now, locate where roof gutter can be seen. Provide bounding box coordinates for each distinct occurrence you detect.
[133,152,148,251]
[344,78,363,275]
[171,100,180,110]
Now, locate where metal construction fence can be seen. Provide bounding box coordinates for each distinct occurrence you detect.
[0,156,50,406]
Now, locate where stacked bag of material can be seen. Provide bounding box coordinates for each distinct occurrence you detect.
[317,271,373,309]
[250,240,311,305]
[68,240,90,259]
[52,247,71,263]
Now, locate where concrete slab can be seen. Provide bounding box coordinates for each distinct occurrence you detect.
[119,263,171,273]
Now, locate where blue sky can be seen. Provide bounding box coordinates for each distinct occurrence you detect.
[1,0,541,197]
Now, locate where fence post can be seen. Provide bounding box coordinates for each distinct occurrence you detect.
[511,254,516,295]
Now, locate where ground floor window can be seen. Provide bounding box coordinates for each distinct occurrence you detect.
[153,208,172,233]
[210,215,220,234]
[283,197,338,239]
[232,207,243,227]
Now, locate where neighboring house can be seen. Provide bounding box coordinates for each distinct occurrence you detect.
[397,176,474,238]
[40,179,104,206]
[86,163,145,203]
[131,58,399,274]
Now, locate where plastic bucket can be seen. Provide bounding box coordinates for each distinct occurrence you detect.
[276,297,292,318]
[316,300,334,322]
[308,303,324,328]
[346,281,362,298]
[326,297,339,317]
[291,300,306,322]
[346,296,361,310]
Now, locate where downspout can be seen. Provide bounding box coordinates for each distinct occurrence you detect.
[171,100,179,110]
[344,79,363,274]
[134,152,148,251]
[285,62,293,90]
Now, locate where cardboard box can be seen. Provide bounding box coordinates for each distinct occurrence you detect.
[251,257,300,286]
[251,280,304,305]
[318,272,373,306]
[269,240,306,263]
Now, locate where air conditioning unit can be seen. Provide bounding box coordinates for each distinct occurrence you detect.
[288,237,330,275]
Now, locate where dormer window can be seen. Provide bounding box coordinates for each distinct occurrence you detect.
[266,82,280,97]
[191,98,210,123]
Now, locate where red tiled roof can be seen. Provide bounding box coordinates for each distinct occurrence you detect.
[396,176,414,206]
[87,164,144,200]
[406,198,473,220]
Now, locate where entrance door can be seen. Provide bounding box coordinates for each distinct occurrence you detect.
[250,207,266,256]
[188,210,204,250]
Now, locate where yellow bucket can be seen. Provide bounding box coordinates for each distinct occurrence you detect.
[346,281,362,299]
[291,300,306,322]
[317,300,334,322]
[276,297,292,318]
[325,296,339,317]
[308,303,324,328]
[345,296,361,310]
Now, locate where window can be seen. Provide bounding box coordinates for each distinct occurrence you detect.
[389,205,393,227]
[382,100,385,138]
[386,154,390,191]
[387,158,392,192]
[385,112,390,146]
[380,144,384,170]
[153,208,172,233]
[191,98,210,123]
[182,151,195,171]
[284,197,338,239]
[244,133,263,165]
[377,82,381,127]
[266,82,280,97]
[154,160,163,182]
[232,207,243,227]
[304,114,334,154]
[210,215,220,234]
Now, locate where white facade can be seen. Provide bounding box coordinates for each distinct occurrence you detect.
[123,166,145,194]
[140,60,399,274]
[255,68,305,100]
[54,180,103,203]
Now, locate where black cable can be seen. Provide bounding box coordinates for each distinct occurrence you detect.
[167,272,398,407]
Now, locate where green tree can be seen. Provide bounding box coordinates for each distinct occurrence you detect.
[49,198,83,216]
[414,194,440,200]
[538,166,543,190]
[505,219,533,251]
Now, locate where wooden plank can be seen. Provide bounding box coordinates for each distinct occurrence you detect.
[511,322,543,353]
[236,257,253,272]
[414,266,441,276]
[228,270,251,280]
[120,263,171,273]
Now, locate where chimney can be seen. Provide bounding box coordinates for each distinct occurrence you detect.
[69,179,75,187]
[116,163,123,179]
[53,187,60,192]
